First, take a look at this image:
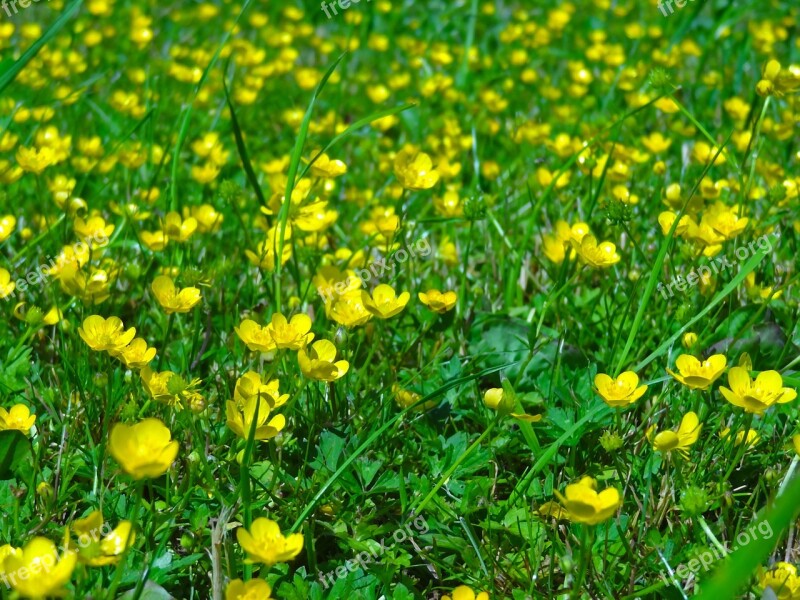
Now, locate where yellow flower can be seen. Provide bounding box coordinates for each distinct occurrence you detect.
[151,275,202,314]
[225,578,273,600]
[327,290,374,328]
[235,319,277,354]
[720,428,759,448]
[0,404,36,435]
[759,562,800,600]
[140,230,169,251]
[236,518,303,566]
[362,284,410,319]
[719,368,797,415]
[682,332,698,349]
[0,214,16,242]
[234,372,289,409]
[554,476,621,525]
[1,537,77,598]
[442,585,490,600]
[71,510,135,566]
[140,366,179,403]
[244,225,293,271]
[298,340,349,382]
[13,303,63,326]
[394,147,440,190]
[268,312,314,350]
[537,501,571,521]
[0,545,22,581]
[392,384,437,411]
[641,132,672,154]
[0,267,16,299]
[109,418,179,479]
[189,204,223,233]
[482,388,542,422]
[756,59,800,97]
[15,146,56,174]
[226,397,285,441]
[308,152,347,178]
[162,211,197,242]
[667,354,727,390]
[418,289,457,313]
[78,315,136,354]
[73,216,114,244]
[115,338,157,369]
[647,412,702,458]
[573,235,620,268]
[593,371,647,408]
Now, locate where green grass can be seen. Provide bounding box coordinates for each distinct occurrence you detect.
[0,0,799,599]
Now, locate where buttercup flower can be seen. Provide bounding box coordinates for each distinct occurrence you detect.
[236,518,303,566]
[151,275,202,314]
[362,284,410,319]
[109,418,179,479]
[418,289,457,313]
[483,387,542,422]
[268,312,314,350]
[442,586,490,600]
[327,290,373,328]
[573,235,620,268]
[0,215,15,242]
[114,338,157,369]
[226,397,285,441]
[298,340,349,382]
[71,510,134,566]
[593,371,647,408]
[78,315,137,354]
[667,354,727,390]
[0,268,16,299]
[719,368,797,415]
[394,147,440,190]
[0,404,36,435]
[759,562,800,600]
[554,476,622,525]
[720,428,760,448]
[226,578,273,600]
[647,412,702,458]
[234,372,289,408]
[2,537,77,598]
[235,319,277,354]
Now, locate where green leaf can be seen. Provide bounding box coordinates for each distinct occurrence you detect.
[0,429,32,481]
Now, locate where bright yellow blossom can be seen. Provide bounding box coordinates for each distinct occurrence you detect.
[667,354,727,390]
[362,284,410,319]
[554,476,622,525]
[298,340,349,382]
[593,371,647,408]
[151,275,202,314]
[719,368,797,414]
[109,418,179,479]
[236,518,303,566]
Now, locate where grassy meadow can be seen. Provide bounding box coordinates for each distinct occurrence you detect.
[1,0,800,598]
